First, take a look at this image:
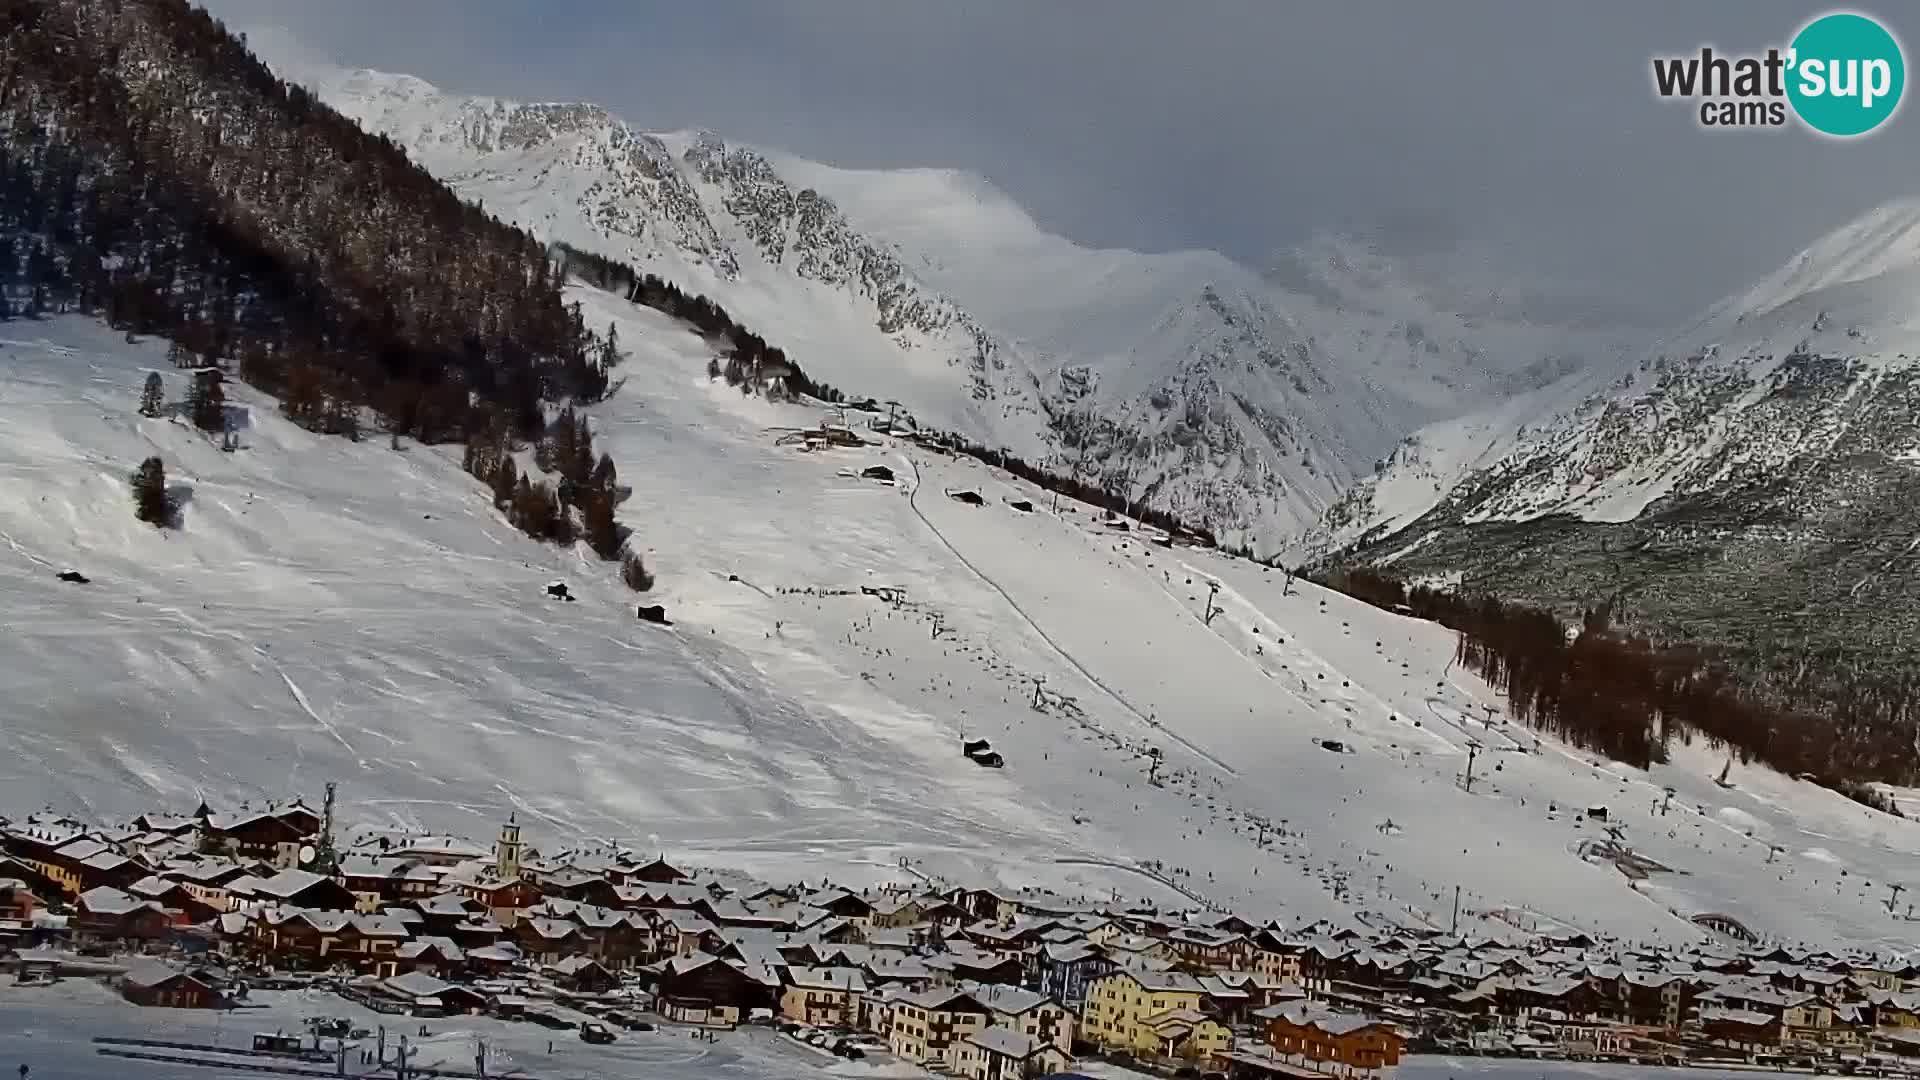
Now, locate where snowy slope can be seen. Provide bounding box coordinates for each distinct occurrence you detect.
[6,294,1918,951]
[242,34,1629,548]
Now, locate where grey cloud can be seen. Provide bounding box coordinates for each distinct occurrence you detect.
[200,1,1920,324]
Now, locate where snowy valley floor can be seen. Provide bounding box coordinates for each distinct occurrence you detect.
[2,296,1918,952]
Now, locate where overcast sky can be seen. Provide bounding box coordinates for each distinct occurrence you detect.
[201,2,1919,325]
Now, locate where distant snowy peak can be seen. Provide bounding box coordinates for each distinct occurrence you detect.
[1311,194,1920,558]
[289,64,740,278]
[1704,196,1920,332]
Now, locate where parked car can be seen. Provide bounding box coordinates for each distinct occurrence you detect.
[579,1022,617,1045]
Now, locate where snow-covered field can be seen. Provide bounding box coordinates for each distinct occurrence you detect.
[0,978,899,1080]
[3,294,1918,951]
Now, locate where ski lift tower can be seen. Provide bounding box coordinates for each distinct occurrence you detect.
[1459,740,1483,793]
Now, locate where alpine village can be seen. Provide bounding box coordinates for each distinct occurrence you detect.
[5,789,1920,1080]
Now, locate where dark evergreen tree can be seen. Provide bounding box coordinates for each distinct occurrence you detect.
[491,457,519,509]
[131,455,170,526]
[581,487,622,559]
[138,372,164,418]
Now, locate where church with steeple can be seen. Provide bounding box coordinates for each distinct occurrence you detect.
[493,813,523,880]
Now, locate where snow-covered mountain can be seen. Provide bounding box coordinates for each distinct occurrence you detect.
[10,284,1920,949]
[1310,197,1920,699]
[252,37,1627,546]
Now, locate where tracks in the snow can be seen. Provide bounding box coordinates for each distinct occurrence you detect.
[899,455,1238,778]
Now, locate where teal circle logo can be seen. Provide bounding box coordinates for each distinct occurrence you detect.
[1787,12,1905,137]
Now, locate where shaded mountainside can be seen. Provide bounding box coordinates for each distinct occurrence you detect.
[261,50,1050,460]
[248,34,1627,545]
[1315,199,1920,780]
[0,0,613,437]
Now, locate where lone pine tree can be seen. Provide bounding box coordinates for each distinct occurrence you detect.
[130,456,170,527]
[138,372,164,418]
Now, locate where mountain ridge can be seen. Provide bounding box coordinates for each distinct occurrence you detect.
[247,32,1628,546]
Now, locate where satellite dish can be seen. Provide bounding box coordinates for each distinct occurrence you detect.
[298,844,318,866]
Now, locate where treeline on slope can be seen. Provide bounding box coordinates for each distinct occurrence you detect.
[461,407,652,591]
[1319,567,1917,804]
[557,244,843,404]
[5,0,650,572]
[558,244,1223,547]
[921,434,1220,547]
[0,0,612,433]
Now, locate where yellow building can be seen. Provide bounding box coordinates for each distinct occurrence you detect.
[779,967,867,1028]
[1082,968,1233,1062]
[1250,929,1303,985]
[1254,947,1303,985]
[1871,991,1920,1028]
[1783,998,1836,1048]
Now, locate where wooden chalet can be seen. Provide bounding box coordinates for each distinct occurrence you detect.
[397,891,491,934]
[551,954,621,992]
[1162,925,1255,971]
[393,936,466,976]
[530,867,620,907]
[624,856,689,884]
[931,947,1027,987]
[121,960,220,1009]
[454,874,542,924]
[655,953,775,1027]
[251,909,414,976]
[230,868,358,911]
[72,886,172,946]
[803,888,877,925]
[1263,1005,1404,1073]
[0,877,46,922]
[162,859,265,912]
[0,856,64,903]
[125,875,221,926]
[199,804,320,865]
